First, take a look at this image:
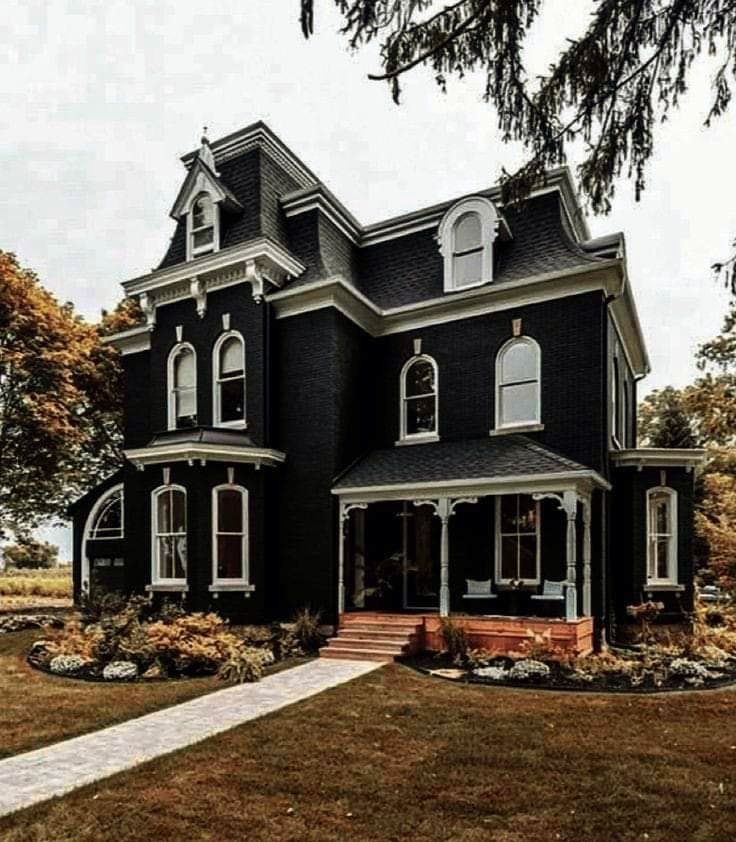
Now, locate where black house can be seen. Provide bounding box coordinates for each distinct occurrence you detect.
[71,122,704,651]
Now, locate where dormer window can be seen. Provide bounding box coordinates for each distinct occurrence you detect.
[438,196,499,292]
[189,192,217,259]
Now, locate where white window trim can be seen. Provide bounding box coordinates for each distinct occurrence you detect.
[646,486,678,585]
[81,483,124,592]
[494,336,542,432]
[186,192,220,262]
[212,330,247,429]
[494,495,541,585]
[611,354,622,449]
[87,485,124,541]
[399,354,439,443]
[151,484,188,587]
[211,484,251,588]
[437,196,498,293]
[167,342,197,431]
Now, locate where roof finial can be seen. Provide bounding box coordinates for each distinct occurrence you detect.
[199,126,217,172]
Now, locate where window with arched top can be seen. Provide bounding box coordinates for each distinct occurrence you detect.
[89,486,124,540]
[168,343,197,430]
[189,192,217,259]
[647,487,678,584]
[151,485,187,584]
[213,332,246,427]
[452,212,484,287]
[495,337,541,430]
[437,196,498,292]
[212,485,249,585]
[400,355,438,441]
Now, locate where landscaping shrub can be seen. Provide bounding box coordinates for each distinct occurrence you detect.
[439,617,470,665]
[217,647,265,684]
[291,607,325,654]
[102,661,138,681]
[3,538,58,569]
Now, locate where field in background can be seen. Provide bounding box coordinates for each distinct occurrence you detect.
[0,567,72,608]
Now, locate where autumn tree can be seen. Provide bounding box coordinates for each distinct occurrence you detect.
[3,538,59,570]
[0,252,138,538]
[638,386,698,448]
[301,0,736,286]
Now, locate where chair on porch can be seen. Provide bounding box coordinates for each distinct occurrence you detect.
[530,580,566,603]
[463,579,497,600]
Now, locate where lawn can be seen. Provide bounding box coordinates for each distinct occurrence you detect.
[0,629,221,759]
[1,664,734,841]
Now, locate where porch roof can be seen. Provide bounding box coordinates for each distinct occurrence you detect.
[332,435,610,502]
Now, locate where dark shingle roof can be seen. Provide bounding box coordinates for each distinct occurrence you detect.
[147,427,256,448]
[333,435,592,490]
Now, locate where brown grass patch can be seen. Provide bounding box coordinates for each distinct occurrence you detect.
[1,664,734,841]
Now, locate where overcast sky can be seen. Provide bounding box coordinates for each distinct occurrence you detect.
[3,1,735,556]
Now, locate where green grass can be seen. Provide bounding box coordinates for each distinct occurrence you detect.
[1,663,734,841]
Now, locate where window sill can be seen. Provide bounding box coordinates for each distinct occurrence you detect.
[645,583,685,592]
[214,421,248,431]
[462,593,497,600]
[395,435,440,447]
[489,423,544,437]
[146,583,189,593]
[208,583,256,593]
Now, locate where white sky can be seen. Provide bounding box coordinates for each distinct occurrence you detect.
[2,1,735,557]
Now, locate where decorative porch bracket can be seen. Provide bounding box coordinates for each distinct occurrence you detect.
[413,497,479,617]
[337,502,368,615]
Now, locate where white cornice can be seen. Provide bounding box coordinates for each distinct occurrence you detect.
[180,121,318,189]
[124,442,286,470]
[610,449,706,469]
[102,324,151,355]
[332,469,610,503]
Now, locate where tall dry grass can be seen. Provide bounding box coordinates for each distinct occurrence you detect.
[0,567,72,598]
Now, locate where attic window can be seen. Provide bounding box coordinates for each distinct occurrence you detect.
[189,192,217,259]
[437,196,499,292]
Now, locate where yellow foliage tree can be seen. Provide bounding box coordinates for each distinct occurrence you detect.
[0,251,140,536]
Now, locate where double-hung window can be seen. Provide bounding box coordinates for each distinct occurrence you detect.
[496,495,540,584]
[213,333,245,426]
[647,487,678,584]
[400,355,438,441]
[152,486,187,584]
[168,344,197,429]
[495,337,541,429]
[212,485,249,586]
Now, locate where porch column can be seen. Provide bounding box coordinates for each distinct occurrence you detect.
[338,502,367,615]
[582,495,592,617]
[562,490,578,621]
[414,497,478,617]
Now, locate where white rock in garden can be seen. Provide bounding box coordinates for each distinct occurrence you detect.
[669,658,709,679]
[473,665,509,681]
[258,647,275,666]
[102,660,138,681]
[508,659,551,680]
[49,654,85,675]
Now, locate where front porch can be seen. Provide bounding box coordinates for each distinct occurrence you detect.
[330,436,609,659]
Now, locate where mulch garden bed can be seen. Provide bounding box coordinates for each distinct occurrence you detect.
[403,651,736,693]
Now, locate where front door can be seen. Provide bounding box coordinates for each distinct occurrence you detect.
[402,503,440,609]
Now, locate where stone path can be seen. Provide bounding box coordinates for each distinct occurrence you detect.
[0,658,381,818]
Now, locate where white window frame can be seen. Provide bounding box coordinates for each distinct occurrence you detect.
[399,354,439,443]
[437,196,498,292]
[494,336,542,431]
[186,191,219,261]
[211,484,250,588]
[167,342,197,431]
[611,354,621,448]
[151,484,188,586]
[646,486,678,585]
[494,495,541,585]
[212,331,246,429]
[87,485,124,540]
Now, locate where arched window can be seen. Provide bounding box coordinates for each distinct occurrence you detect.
[189,192,216,258]
[168,343,197,430]
[452,212,483,287]
[213,332,246,427]
[495,337,541,430]
[400,355,438,441]
[212,485,249,585]
[89,486,124,540]
[437,196,498,292]
[647,487,678,584]
[152,485,187,584]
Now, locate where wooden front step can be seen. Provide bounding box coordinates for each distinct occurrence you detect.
[319,614,426,662]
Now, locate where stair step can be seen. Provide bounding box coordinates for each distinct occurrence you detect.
[338,629,420,642]
[319,646,398,663]
[326,638,406,653]
[340,620,422,632]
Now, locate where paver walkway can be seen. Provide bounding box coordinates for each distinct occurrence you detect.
[0,658,381,818]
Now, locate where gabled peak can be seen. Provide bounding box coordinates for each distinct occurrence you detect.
[198,129,217,174]
[169,152,242,221]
